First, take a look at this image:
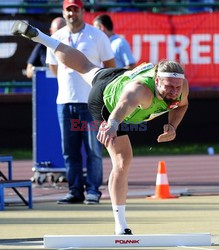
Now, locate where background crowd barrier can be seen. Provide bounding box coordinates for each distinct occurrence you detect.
[32,68,86,175]
[0,12,219,88]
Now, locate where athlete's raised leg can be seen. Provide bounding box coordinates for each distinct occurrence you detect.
[11,21,100,82]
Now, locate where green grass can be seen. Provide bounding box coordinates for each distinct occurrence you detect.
[103,143,219,157]
[0,148,32,160]
[1,143,218,160]
[134,143,218,156]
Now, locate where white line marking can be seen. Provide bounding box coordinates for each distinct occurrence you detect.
[180,246,214,250]
[44,233,212,248]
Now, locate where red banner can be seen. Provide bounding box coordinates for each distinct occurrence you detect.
[85,12,219,88]
[0,12,219,87]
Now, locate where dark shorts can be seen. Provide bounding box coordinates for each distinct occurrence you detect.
[88,67,133,136]
[88,67,127,122]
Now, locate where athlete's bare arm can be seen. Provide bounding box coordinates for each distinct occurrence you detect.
[109,82,153,123]
[97,81,153,147]
[157,79,189,143]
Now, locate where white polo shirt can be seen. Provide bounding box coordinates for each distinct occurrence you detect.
[46,24,114,104]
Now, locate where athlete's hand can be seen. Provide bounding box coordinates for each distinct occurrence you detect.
[97,121,117,147]
[157,123,176,143]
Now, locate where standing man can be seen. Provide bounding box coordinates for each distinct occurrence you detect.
[46,0,115,205]
[93,14,136,70]
[26,17,66,78]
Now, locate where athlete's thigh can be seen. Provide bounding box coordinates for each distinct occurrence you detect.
[107,135,133,168]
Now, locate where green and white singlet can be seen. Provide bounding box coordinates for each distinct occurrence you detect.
[103,63,181,123]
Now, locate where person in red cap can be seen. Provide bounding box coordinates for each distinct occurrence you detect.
[46,0,115,206]
[28,0,114,207]
[63,0,84,9]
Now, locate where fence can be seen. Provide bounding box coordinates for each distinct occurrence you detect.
[0,1,219,13]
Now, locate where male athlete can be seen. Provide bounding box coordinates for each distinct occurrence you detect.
[11,20,189,235]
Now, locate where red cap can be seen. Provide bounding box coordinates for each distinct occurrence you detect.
[63,0,84,9]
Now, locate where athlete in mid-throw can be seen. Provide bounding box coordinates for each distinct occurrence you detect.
[11,20,189,235]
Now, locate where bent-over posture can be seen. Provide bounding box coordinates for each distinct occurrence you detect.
[11,20,189,235]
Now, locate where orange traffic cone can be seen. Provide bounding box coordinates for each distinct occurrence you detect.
[147,161,179,199]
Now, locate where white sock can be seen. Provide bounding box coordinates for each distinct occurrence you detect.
[32,29,60,51]
[112,205,128,234]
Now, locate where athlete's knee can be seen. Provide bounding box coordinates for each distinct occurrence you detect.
[113,155,132,172]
